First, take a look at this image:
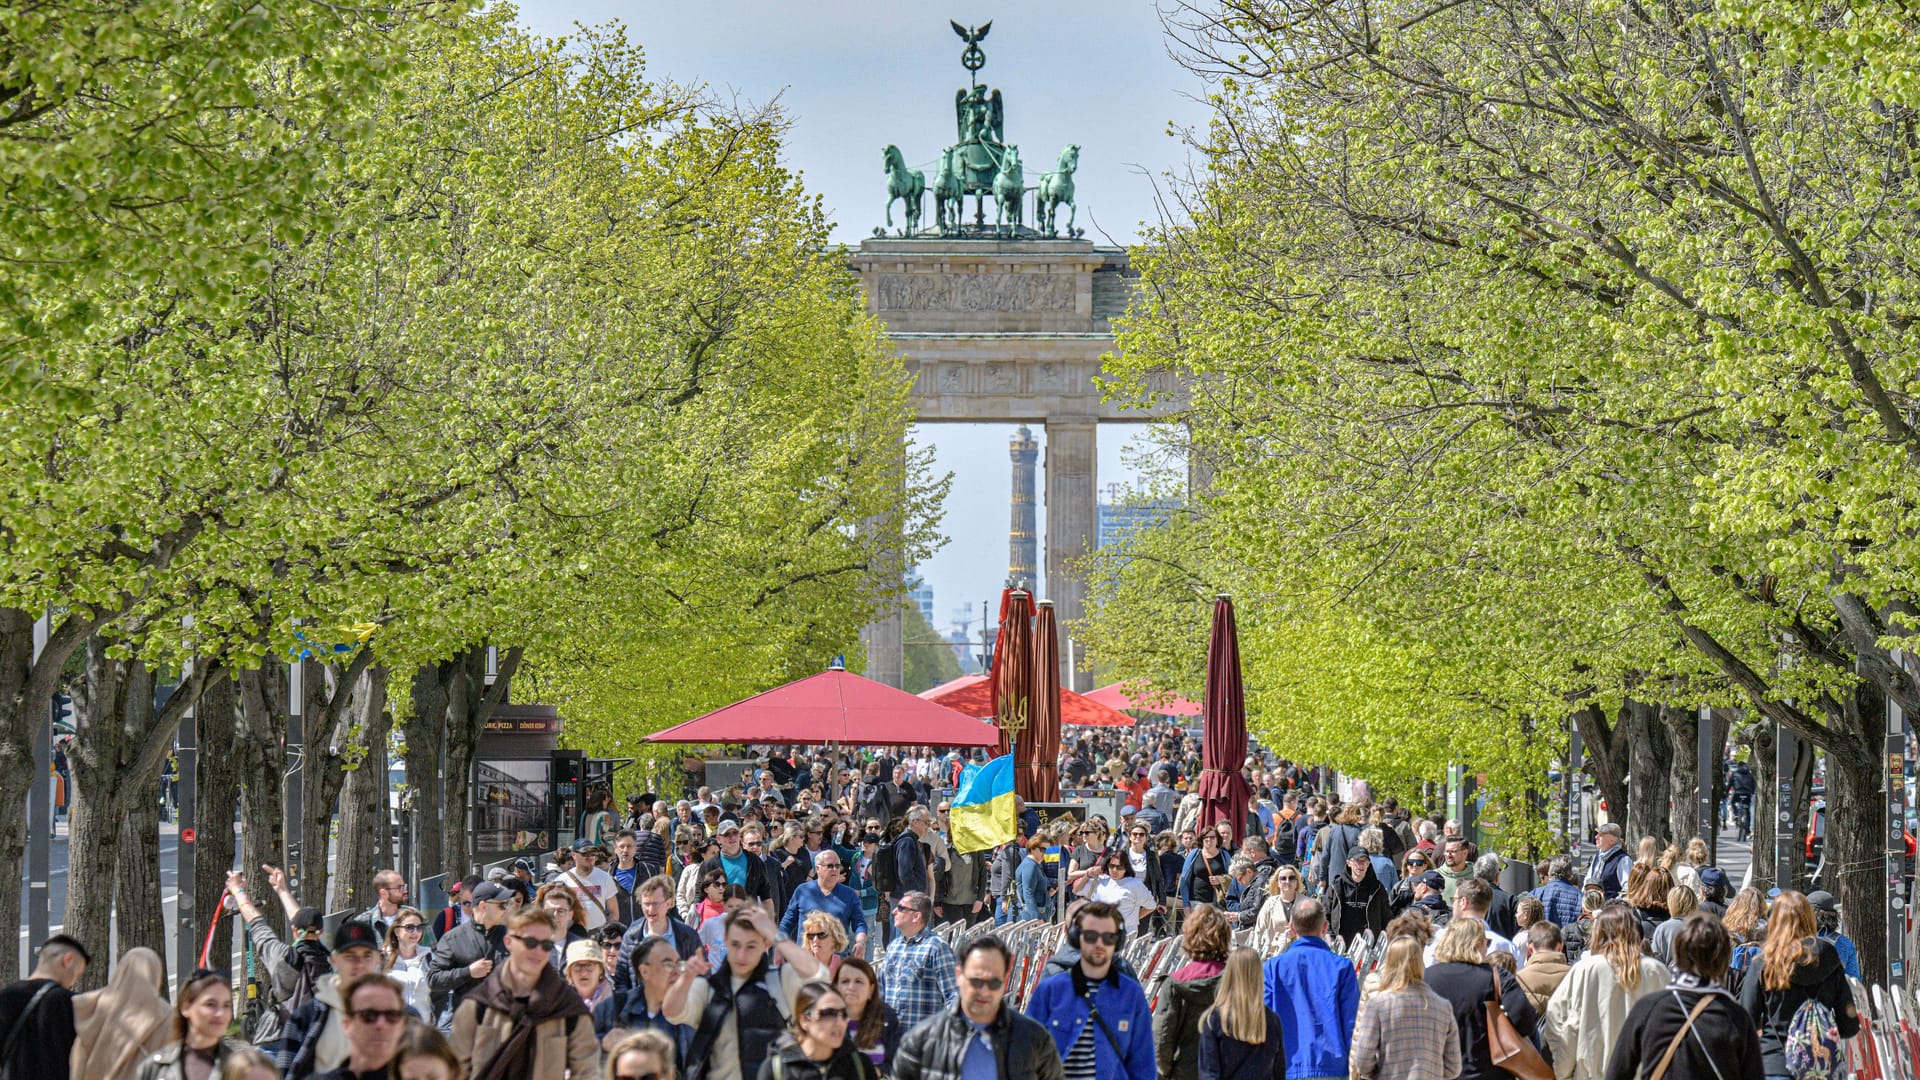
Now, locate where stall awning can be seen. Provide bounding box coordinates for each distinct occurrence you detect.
[647,668,1001,747]
[1083,683,1202,718]
[920,674,1138,728]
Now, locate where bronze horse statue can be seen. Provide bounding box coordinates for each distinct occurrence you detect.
[1038,144,1079,235]
[932,147,964,232]
[992,146,1024,228]
[884,144,925,233]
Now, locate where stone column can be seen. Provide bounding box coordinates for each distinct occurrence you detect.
[858,433,908,688]
[1044,416,1098,688]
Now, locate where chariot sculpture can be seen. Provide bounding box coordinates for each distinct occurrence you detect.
[878,21,1082,238]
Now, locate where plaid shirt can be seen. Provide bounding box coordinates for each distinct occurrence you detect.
[878,927,958,1033]
[1349,985,1461,1080]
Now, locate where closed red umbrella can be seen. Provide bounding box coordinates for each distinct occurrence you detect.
[1196,594,1254,846]
[989,588,1033,760]
[1022,601,1063,801]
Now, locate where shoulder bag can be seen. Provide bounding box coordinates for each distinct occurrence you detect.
[1486,966,1553,1080]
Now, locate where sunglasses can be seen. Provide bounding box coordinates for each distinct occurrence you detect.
[350,1008,407,1025]
[805,931,832,941]
[1077,930,1121,946]
[510,935,556,952]
[808,1007,850,1021]
[965,975,1005,990]
[395,923,425,933]
[614,1073,661,1080]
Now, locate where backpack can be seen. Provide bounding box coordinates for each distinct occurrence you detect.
[871,839,899,896]
[1785,998,1845,1080]
[1726,942,1761,995]
[285,940,333,1019]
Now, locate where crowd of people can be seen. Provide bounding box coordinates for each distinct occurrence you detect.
[0,734,1875,1080]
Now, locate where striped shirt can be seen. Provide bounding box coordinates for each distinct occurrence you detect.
[1063,1019,1099,1080]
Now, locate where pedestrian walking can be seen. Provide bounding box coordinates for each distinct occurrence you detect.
[1327,852,1389,943]
[596,934,692,1062]
[667,904,826,1080]
[1253,867,1303,942]
[382,906,433,1020]
[1514,922,1571,1016]
[427,880,513,1025]
[134,970,252,1080]
[1423,918,1539,1080]
[1025,901,1155,1080]
[1,933,89,1080]
[1196,950,1285,1080]
[1261,899,1359,1080]
[892,936,1063,1080]
[1736,891,1860,1080]
[608,1030,680,1080]
[780,849,868,957]
[1154,904,1232,1080]
[876,892,958,1035]
[449,907,600,1080]
[1016,837,1056,922]
[1080,849,1160,935]
[226,867,325,1051]
[69,947,171,1080]
[832,958,899,1076]
[1542,905,1670,1080]
[1605,913,1763,1080]
[311,973,410,1080]
[282,921,390,1079]
[1530,857,1584,927]
[1179,830,1230,908]
[756,981,875,1080]
[1349,936,1461,1080]
[1807,891,1861,980]
[1584,826,1630,900]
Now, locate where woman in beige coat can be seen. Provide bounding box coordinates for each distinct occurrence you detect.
[70,947,172,1080]
[1541,905,1670,1080]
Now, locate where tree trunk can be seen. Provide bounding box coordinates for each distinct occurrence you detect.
[1624,700,1673,846]
[235,665,290,933]
[1752,723,1777,887]
[405,661,452,889]
[116,776,166,977]
[1572,704,1628,839]
[442,645,520,882]
[1828,683,1888,985]
[332,666,391,912]
[193,674,241,962]
[0,605,99,978]
[295,649,378,909]
[1665,704,1699,845]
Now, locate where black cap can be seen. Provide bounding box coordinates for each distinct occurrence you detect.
[332,920,382,953]
[1807,889,1839,912]
[469,881,509,904]
[292,906,323,931]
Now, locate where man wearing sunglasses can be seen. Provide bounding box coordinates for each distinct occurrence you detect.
[316,973,409,1080]
[1025,901,1153,1080]
[281,921,391,1079]
[427,880,513,1028]
[893,935,1063,1080]
[450,908,598,1079]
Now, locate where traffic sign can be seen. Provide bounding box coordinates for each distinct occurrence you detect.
[181,828,196,844]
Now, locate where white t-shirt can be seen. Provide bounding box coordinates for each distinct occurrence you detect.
[1088,876,1158,934]
[561,867,617,930]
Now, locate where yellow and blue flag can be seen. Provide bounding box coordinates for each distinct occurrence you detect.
[949,753,1016,854]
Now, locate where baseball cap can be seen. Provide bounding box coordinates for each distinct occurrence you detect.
[469,881,509,904]
[332,921,382,954]
[1766,887,1783,899]
[1698,867,1730,892]
[1119,804,1138,817]
[1417,870,1445,891]
[292,906,324,931]
[512,858,536,875]
[717,820,742,835]
[486,866,510,883]
[1807,889,1839,912]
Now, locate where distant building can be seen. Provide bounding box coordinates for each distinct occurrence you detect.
[1008,426,1039,589]
[906,571,936,626]
[1097,482,1179,549]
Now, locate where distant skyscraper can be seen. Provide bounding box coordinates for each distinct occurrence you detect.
[1097,482,1180,550]
[906,571,935,626]
[1008,425,1039,589]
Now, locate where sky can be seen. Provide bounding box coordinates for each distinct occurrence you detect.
[515,1,1215,637]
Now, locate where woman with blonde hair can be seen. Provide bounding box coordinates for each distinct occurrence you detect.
[1723,886,1765,943]
[1425,918,1539,1080]
[1196,949,1285,1080]
[1255,864,1303,943]
[1156,903,1233,1080]
[1351,936,1461,1080]
[1542,904,1669,1080]
[802,910,849,977]
[1624,866,1673,940]
[1648,885,1698,966]
[1738,891,1860,1080]
[70,947,172,1080]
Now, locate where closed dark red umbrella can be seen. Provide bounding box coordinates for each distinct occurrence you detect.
[1022,601,1063,801]
[989,588,1033,760]
[1196,594,1254,846]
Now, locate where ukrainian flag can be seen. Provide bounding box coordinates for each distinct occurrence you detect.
[949,753,1016,854]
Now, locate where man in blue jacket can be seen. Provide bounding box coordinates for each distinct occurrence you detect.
[1263,898,1358,1080]
[1025,901,1154,1080]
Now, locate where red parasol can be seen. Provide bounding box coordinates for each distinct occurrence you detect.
[1083,683,1202,718]
[1196,595,1254,846]
[645,666,1000,747]
[1023,601,1063,800]
[919,675,1138,727]
[989,588,1033,759]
